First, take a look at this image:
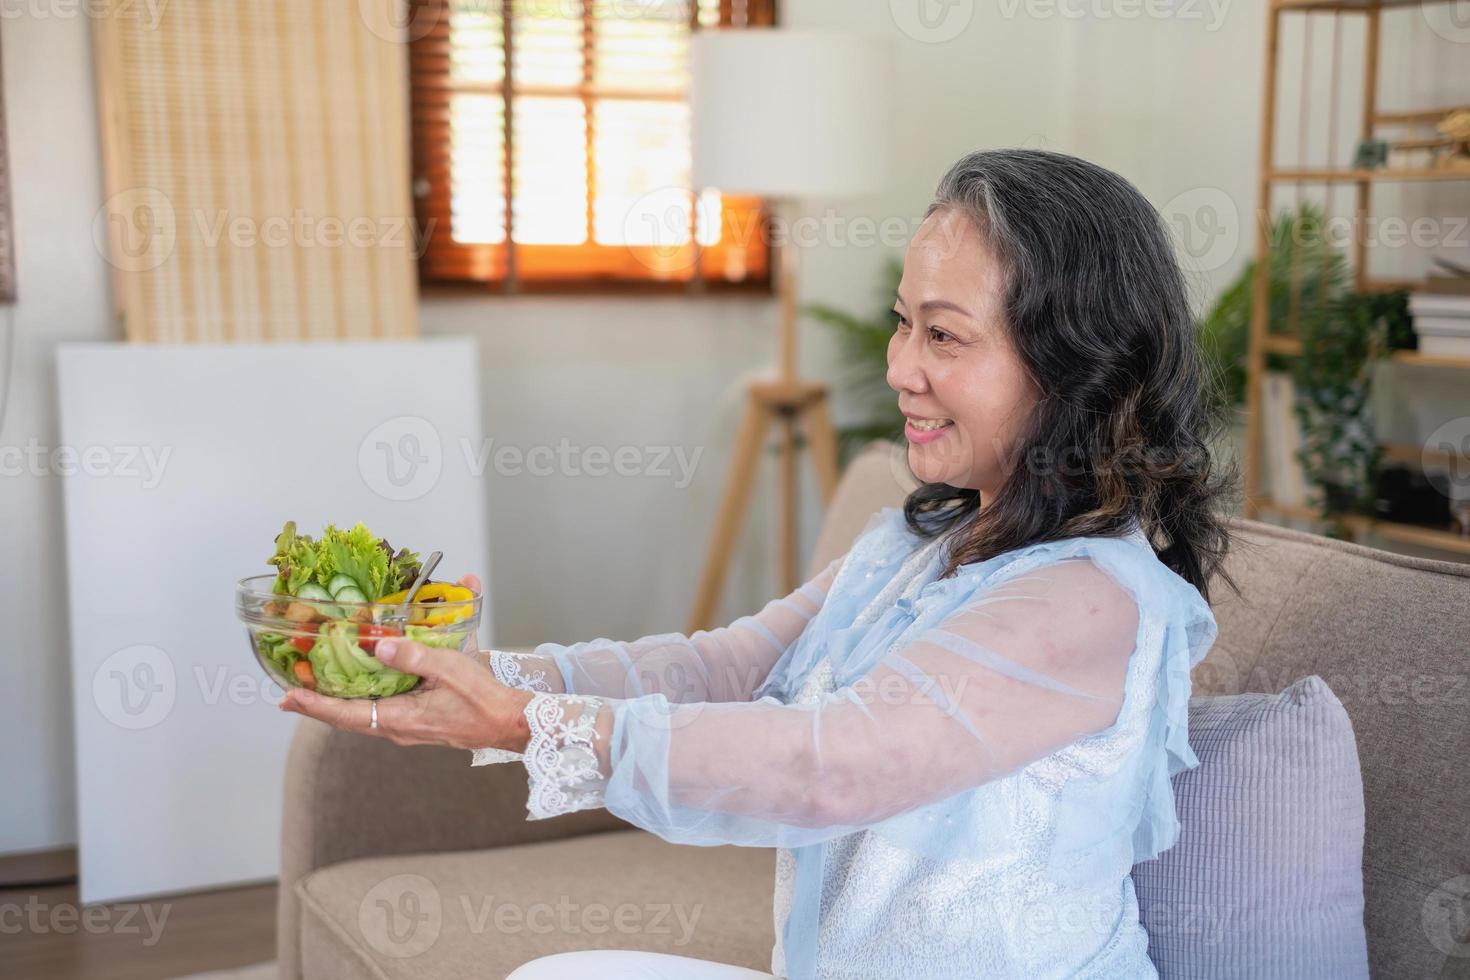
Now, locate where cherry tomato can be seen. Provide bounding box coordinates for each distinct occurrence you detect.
[290,635,315,655]
[358,623,402,654]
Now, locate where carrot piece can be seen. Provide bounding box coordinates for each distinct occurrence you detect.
[292,659,317,691]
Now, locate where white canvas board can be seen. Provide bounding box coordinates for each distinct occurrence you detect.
[56,338,491,903]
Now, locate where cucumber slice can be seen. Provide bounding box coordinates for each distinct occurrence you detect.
[326,574,362,599]
[295,582,342,619]
[334,585,368,604]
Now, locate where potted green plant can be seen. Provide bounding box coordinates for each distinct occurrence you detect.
[1197,202,1350,415]
[1197,203,1416,532]
[1291,288,1411,523]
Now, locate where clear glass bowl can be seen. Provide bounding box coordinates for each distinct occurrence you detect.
[235,574,481,699]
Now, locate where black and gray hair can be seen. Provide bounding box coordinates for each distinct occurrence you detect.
[902,148,1239,602]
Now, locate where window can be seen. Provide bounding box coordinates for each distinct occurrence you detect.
[409,0,776,293]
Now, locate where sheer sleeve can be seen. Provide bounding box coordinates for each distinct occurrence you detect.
[489,553,843,703]
[506,556,1143,838]
[469,554,844,767]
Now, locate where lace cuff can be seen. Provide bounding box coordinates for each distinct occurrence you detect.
[489,650,555,692]
[469,650,556,766]
[524,692,610,820]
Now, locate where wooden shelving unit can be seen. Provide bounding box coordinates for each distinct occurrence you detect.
[1265,335,1470,371]
[1257,501,1470,556]
[1274,0,1460,10]
[1241,0,1470,557]
[1267,167,1470,181]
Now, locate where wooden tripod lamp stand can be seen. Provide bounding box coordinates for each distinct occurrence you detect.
[685,29,893,633]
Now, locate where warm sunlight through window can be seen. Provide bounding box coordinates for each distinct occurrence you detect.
[410,0,775,293]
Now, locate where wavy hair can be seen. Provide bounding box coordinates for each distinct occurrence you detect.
[900,149,1240,602]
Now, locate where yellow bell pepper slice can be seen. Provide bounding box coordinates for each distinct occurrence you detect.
[375,582,475,626]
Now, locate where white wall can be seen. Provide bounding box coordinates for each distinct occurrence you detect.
[0,13,114,854]
[6,0,1468,855]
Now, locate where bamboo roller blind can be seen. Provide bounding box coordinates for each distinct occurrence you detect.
[93,0,418,342]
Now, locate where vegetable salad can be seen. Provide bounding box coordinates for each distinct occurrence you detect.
[251,521,475,698]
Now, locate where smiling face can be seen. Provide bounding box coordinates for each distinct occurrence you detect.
[887,207,1041,502]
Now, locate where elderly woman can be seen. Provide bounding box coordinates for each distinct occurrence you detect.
[281,148,1238,980]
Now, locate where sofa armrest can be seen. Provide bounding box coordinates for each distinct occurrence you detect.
[276,648,630,980]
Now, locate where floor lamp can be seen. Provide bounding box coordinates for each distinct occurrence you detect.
[686,30,893,633]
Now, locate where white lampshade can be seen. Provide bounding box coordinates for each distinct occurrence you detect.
[691,29,894,199]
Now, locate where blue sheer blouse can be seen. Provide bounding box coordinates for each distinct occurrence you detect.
[474,505,1219,979]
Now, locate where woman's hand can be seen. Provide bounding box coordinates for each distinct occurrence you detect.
[278,571,534,753]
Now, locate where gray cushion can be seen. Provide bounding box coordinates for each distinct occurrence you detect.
[1133,675,1368,979]
[1194,520,1470,980]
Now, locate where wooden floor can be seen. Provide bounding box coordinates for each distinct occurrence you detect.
[2,875,276,980]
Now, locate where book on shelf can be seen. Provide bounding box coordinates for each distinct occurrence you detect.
[1261,371,1308,509]
[1418,335,1470,357]
[1413,316,1470,336]
[1408,292,1470,319]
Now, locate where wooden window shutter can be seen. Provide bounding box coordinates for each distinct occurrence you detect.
[410,0,776,294]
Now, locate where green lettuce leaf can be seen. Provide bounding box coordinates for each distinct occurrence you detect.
[267,520,424,601]
[318,522,390,599]
[304,621,457,699]
[382,540,423,596]
[267,521,323,595]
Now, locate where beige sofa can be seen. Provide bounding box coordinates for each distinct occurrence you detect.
[279,440,1470,980]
